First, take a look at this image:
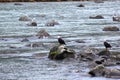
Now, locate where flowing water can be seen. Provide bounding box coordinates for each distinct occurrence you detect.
[0,1,120,80]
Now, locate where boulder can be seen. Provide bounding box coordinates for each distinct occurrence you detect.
[103,26,119,31]
[48,45,76,60]
[89,15,104,19]
[88,65,120,78]
[19,15,32,21]
[36,29,50,38]
[45,20,59,26]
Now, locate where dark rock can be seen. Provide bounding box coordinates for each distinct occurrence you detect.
[103,26,119,31]
[48,45,76,60]
[77,4,84,7]
[89,15,104,19]
[36,29,50,38]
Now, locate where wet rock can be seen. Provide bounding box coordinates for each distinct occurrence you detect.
[48,44,76,60]
[113,16,120,22]
[19,15,32,21]
[97,50,111,57]
[77,48,97,61]
[103,26,119,31]
[77,4,84,7]
[27,21,37,26]
[21,38,29,42]
[88,65,120,78]
[89,15,104,19]
[45,20,59,26]
[36,29,50,38]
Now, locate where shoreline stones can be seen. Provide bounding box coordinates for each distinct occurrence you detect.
[103,26,119,31]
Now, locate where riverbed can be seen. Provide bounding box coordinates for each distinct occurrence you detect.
[0,1,120,80]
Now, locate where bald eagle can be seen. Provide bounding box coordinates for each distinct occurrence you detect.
[104,41,112,51]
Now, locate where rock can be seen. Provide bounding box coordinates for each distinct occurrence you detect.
[88,65,120,78]
[48,44,76,60]
[19,15,32,21]
[21,38,29,42]
[88,65,105,77]
[94,0,104,3]
[36,29,50,38]
[89,15,104,19]
[26,42,44,48]
[45,20,59,26]
[14,3,23,5]
[103,26,119,31]
[27,21,37,26]
[112,16,120,22]
[97,50,111,57]
[77,4,84,7]
[78,52,96,61]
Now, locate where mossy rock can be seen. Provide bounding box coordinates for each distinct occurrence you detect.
[48,45,76,60]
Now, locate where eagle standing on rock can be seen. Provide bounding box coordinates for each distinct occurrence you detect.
[58,36,66,45]
[104,41,112,51]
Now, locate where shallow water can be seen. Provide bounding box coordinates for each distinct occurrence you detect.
[0,1,120,80]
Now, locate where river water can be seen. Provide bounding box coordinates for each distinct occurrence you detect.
[0,1,120,80]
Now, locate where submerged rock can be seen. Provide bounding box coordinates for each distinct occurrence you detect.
[36,29,50,38]
[89,15,104,19]
[48,44,76,60]
[103,26,119,31]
